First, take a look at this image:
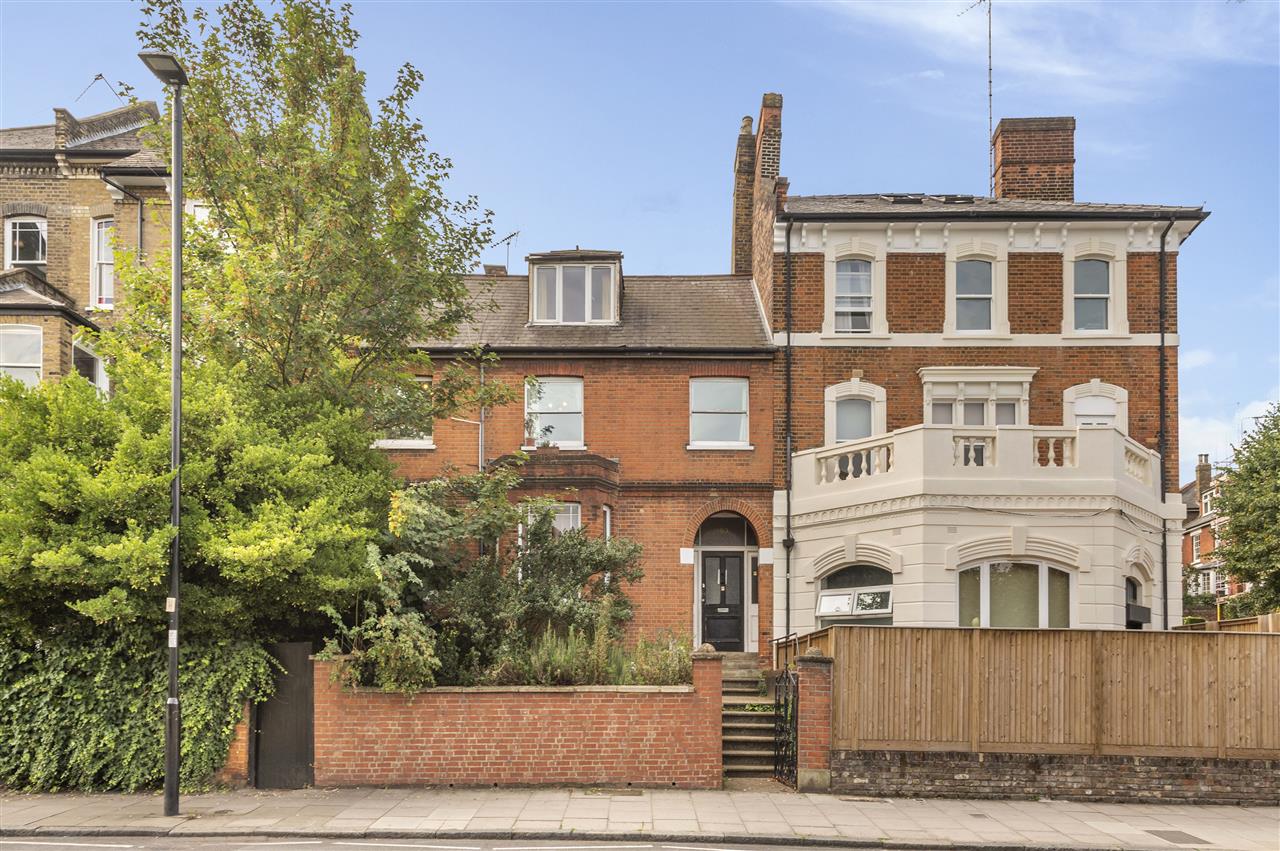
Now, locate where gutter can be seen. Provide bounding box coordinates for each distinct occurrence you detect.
[783,220,795,640]
[1158,217,1175,629]
[0,303,100,331]
[777,208,1209,226]
[101,175,145,256]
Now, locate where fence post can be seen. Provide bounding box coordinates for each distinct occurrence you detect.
[692,644,724,789]
[1215,633,1228,759]
[969,628,981,752]
[795,647,833,793]
[1091,630,1105,755]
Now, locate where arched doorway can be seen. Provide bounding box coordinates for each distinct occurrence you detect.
[695,512,759,652]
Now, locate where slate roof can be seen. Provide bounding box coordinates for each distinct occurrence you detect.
[102,148,168,172]
[417,274,772,352]
[0,268,97,329]
[0,102,158,155]
[783,194,1207,221]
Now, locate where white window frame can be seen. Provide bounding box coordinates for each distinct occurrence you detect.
[5,216,47,270]
[958,560,1077,629]
[72,340,109,393]
[920,366,1035,427]
[524,376,585,450]
[833,257,873,334]
[530,263,618,325]
[0,323,42,385]
[1192,534,1202,564]
[373,376,435,450]
[944,241,1009,337]
[816,585,893,619]
[823,376,887,444]
[90,217,115,309]
[552,501,582,534]
[1062,237,1129,337]
[602,505,612,540]
[823,241,888,338]
[688,377,751,450]
[1062,379,1129,434]
[953,258,995,333]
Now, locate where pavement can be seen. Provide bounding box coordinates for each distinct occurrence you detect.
[1,785,1277,851]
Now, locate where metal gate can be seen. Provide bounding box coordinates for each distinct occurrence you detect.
[255,641,314,789]
[773,668,798,786]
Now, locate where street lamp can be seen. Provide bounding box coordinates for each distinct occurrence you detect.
[139,49,187,818]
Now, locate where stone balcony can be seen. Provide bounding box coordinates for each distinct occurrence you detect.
[790,424,1181,520]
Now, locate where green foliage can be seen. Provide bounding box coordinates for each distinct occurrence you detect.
[132,0,513,431]
[484,624,694,688]
[626,630,695,686]
[1213,403,1280,616]
[0,633,274,791]
[0,349,386,644]
[331,467,649,689]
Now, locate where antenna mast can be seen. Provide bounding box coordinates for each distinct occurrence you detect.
[960,0,994,195]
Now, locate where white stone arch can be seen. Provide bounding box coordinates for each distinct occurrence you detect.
[823,238,888,337]
[812,534,903,581]
[945,238,1009,337]
[1062,236,1129,336]
[1063,379,1130,434]
[945,527,1091,572]
[823,376,888,444]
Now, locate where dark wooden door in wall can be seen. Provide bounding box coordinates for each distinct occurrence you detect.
[701,551,745,651]
[255,641,314,789]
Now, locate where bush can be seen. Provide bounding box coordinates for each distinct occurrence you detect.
[625,631,694,686]
[0,633,275,791]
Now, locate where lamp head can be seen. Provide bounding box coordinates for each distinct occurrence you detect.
[138,51,189,87]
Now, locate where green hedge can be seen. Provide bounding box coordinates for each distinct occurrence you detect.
[0,635,275,791]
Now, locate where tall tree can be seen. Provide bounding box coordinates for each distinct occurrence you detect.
[132,0,509,429]
[1214,403,1280,616]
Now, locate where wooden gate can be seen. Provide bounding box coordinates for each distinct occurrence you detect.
[255,641,314,789]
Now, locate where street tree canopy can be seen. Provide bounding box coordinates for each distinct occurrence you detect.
[1215,403,1280,616]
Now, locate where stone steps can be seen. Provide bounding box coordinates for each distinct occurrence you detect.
[719,655,773,779]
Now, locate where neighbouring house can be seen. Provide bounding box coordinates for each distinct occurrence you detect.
[738,97,1205,636]
[2,92,1206,649]
[1181,452,1250,612]
[0,101,171,389]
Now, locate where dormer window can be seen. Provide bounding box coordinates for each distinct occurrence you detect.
[532,263,616,324]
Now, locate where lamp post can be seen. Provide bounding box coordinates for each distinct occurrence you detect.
[139,49,189,819]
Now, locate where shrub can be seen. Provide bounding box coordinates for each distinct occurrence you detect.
[625,630,694,686]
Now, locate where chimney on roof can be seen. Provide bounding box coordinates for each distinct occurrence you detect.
[992,117,1075,202]
[482,264,507,276]
[52,108,79,150]
[1195,453,1212,500]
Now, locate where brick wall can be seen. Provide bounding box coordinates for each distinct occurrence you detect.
[1128,252,1178,333]
[312,654,724,788]
[0,313,76,381]
[795,651,833,792]
[831,750,1279,806]
[214,704,252,787]
[992,117,1075,202]
[1008,252,1063,332]
[770,251,823,332]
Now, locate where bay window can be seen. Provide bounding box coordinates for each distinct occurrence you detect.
[0,325,42,385]
[958,561,1072,629]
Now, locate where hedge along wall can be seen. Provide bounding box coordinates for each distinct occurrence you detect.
[312,652,724,788]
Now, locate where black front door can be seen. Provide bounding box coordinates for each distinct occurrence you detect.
[701,551,745,651]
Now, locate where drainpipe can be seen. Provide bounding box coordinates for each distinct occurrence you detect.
[477,354,486,472]
[1158,217,1175,629]
[100,176,145,256]
[783,219,795,640]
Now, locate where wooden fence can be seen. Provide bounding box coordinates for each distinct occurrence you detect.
[1175,612,1280,633]
[776,626,1280,759]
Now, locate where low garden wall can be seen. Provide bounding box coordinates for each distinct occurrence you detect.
[311,652,723,788]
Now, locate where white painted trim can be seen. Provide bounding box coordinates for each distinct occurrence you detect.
[958,560,1076,629]
[687,443,754,450]
[529,262,619,324]
[4,215,47,269]
[757,547,774,565]
[824,241,888,337]
[679,547,696,565]
[89,216,115,309]
[1063,379,1130,434]
[823,376,888,444]
[945,240,1010,337]
[688,377,749,450]
[693,545,758,650]
[72,339,109,393]
[1062,237,1130,337]
[373,438,436,449]
[524,376,585,449]
[773,331,1175,347]
[919,366,1036,428]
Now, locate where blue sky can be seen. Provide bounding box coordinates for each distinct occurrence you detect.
[2,0,1277,481]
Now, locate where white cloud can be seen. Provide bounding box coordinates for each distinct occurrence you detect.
[1181,349,1215,369]
[1180,396,1277,481]
[804,0,1279,104]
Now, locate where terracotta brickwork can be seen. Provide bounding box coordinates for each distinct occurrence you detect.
[214,704,252,787]
[385,356,775,652]
[992,117,1075,202]
[0,314,76,381]
[770,251,823,332]
[795,651,833,792]
[1128,252,1178,333]
[1007,252,1063,332]
[885,253,946,332]
[311,655,724,788]
[777,344,1178,489]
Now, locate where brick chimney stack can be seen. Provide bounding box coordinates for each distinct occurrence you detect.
[992,117,1075,201]
[730,115,757,275]
[1195,453,1213,500]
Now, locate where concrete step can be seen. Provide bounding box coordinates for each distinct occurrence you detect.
[724,766,775,778]
[722,720,774,732]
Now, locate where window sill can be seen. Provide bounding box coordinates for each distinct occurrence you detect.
[687,443,754,451]
[942,331,1013,341]
[1061,330,1131,340]
[526,320,620,328]
[820,332,891,342]
[373,439,435,450]
[521,443,588,452]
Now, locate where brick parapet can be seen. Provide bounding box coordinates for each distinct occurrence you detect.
[795,650,833,792]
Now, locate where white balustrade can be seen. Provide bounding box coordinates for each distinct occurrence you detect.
[815,436,894,484]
